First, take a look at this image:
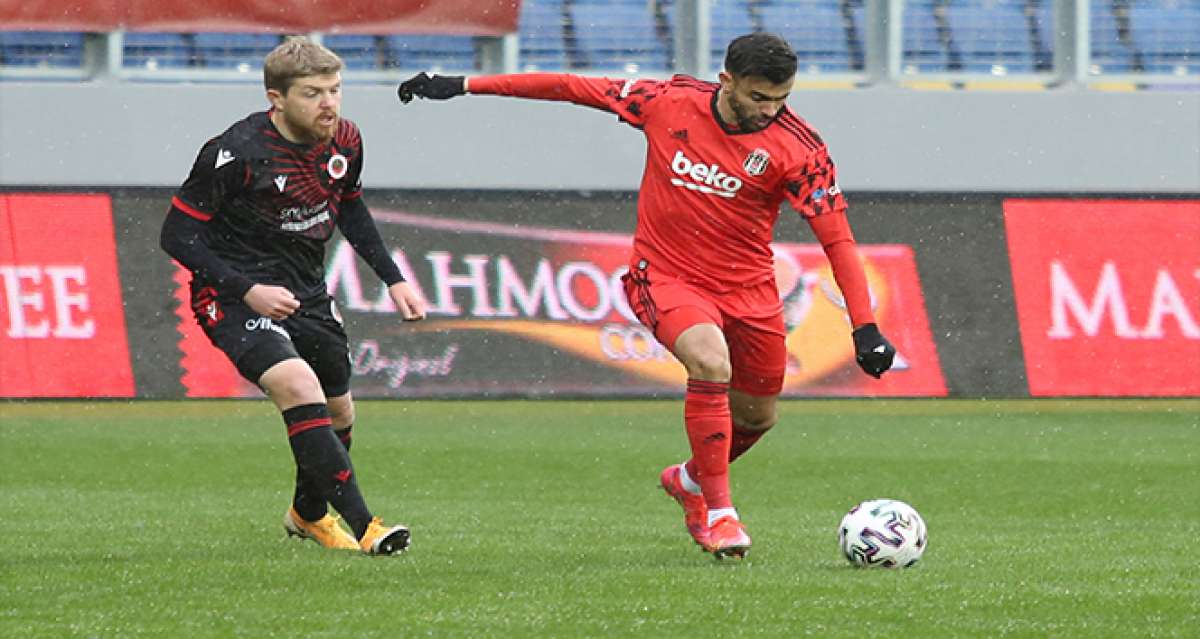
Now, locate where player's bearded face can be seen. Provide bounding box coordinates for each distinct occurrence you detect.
[276,73,342,143]
[722,74,793,133]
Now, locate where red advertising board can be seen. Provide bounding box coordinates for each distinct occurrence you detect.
[1,0,519,35]
[0,194,135,397]
[173,210,946,398]
[1005,199,1200,396]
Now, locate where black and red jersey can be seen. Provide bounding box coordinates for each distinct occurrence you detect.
[170,111,365,300]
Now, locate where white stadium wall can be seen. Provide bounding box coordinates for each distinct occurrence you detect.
[0,81,1197,193]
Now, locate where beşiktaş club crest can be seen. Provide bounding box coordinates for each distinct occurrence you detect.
[327,153,348,180]
[743,148,770,176]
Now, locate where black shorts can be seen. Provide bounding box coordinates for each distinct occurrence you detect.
[190,286,352,397]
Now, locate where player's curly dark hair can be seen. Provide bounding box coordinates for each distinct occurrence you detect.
[724,33,798,83]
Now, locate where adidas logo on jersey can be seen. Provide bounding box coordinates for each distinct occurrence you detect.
[669,150,743,199]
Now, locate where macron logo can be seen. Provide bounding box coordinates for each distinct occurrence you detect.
[214,149,236,169]
[669,150,743,199]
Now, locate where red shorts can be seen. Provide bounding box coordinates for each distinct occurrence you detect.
[622,259,787,396]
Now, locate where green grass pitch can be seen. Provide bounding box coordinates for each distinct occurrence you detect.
[2,399,1197,637]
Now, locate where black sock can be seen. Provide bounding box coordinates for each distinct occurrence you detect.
[283,405,372,538]
[292,424,353,522]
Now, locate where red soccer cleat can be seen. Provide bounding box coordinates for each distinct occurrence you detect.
[703,516,751,559]
[660,464,709,547]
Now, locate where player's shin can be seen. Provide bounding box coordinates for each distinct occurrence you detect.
[336,425,352,452]
[682,379,733,512]
[282,404,372,538]
[291,424,352,522]
[729,422,771,463]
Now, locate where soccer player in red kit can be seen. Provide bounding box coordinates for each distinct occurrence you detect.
[398,33,896,559]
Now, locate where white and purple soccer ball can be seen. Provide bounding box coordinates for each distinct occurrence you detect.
[838,498,927,568]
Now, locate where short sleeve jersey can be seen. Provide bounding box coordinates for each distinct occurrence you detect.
[170,111,365,299]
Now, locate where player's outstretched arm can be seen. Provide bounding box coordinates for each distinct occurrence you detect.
[397,72,466,103]
[398,72,655,121]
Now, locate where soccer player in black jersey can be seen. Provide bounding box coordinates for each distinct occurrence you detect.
[160,37,425,555]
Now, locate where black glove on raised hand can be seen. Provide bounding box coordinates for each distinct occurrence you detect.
[852,323,896,379]
[397,72,466,103]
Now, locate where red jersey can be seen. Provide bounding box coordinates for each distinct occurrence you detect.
[469,73,873,326]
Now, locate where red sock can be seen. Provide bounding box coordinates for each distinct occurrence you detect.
[682,379,732,510]
[729,422,770,463]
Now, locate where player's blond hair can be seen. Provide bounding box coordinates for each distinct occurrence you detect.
[263,36,344,94]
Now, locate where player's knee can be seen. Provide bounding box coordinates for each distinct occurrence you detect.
[685,351,732,382]
[329,400,355,429]
[266,371,324,406]
[735,410,777,432]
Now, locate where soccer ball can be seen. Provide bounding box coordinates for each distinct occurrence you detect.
[837,498,927,568]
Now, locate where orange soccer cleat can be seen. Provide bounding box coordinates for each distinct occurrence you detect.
[358,517,411,555]
[283,507,359,550]
[660,464,709,547]
[703,516,751,559]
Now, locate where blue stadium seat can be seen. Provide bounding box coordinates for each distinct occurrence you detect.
[322,35,380,71]
[520,0,568,71]
[944,0,1034,73]
[1130,1,1200,74]
[845,0,867,71]
[1090,4,1138,74]
[383,35,476,71]
[572,3,669,72]
[1028,0,1054,71]
[123,32,192,69]
[0,31,85,68]
[193,33,282,70]
[757,2,854,73]
[902,2,950,72]
[710,1,755,68]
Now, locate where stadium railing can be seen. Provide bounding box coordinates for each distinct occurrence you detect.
[0,0,1195,89]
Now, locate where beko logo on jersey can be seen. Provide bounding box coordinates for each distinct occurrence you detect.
[669,150,743,198]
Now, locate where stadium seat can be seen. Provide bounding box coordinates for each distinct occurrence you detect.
[1130,1,1200,75]
[193,33,283,70]
[383,35,477,72]
[902,1,950,72]
[322,35,381,71]
[710,0,756,68]
[944,0,1035,74]
[519,0,569,71]
[0,31,85,68]
[1090,3,1139,74]
[571,2,670,72]
[1029,0,1054,71]
[844,0,867,71]
[123,32,192,69]
[757,1,855,73]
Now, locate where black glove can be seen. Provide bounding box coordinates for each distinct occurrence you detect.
[852,323,896,379]
[397,72,466,103]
